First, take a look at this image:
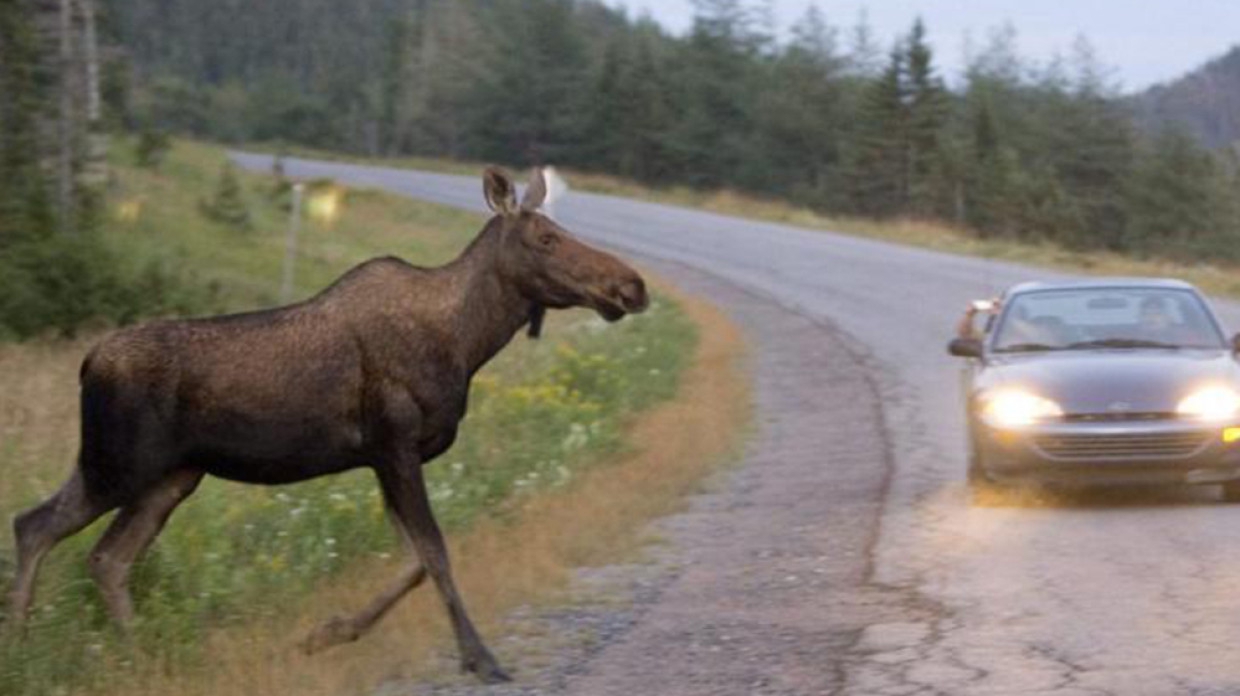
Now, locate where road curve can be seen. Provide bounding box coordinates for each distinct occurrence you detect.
[234,153,1240,696]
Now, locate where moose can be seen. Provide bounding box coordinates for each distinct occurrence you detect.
[6,167,648,682]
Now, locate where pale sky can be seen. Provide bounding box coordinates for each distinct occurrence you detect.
[609,0,1240,92]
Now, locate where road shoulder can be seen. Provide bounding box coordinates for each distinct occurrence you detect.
[415,259,930,696]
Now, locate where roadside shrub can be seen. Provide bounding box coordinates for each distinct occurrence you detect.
[134,128,172,169]
[0,234,217,340]
[199,163,253,231]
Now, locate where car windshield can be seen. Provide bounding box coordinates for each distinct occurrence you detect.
[991,287,1225,352]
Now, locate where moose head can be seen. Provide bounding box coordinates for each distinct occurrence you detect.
[483,167,649,337]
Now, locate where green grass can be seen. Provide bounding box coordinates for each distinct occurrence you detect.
[0,138,697,696]
[103,139,484,310]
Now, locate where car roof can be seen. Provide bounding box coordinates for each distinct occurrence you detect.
[1005,277,1200,297]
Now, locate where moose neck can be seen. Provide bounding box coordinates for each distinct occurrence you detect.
[446,222,539,376]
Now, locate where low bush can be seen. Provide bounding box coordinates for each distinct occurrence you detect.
[0,234,216,340]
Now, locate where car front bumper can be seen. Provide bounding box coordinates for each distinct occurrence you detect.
[976,418,1240,486]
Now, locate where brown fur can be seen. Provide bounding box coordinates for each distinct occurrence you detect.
[5,167,647,684]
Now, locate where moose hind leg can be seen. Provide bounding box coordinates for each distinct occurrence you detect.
[376,462,510,684]
[302,498,430,653]
[87,469,202,627]
[9,470,114,627]
[301,561,427,654]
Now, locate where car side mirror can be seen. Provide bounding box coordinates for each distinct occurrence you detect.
[1232,333,1240,353]
[948,337,983,358]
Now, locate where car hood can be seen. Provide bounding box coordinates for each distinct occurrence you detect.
[979,349,1240,414]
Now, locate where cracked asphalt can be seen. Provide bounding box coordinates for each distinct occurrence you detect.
[234,153,1240,696]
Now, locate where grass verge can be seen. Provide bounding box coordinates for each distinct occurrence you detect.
[0,138,741,695]
[75,279,748,696]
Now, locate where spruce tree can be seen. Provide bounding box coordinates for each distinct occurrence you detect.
[904,19,949,216]
[0,0,56,246]
[661,0,763,187]
[848,45,907,215]
[1124,128,1230,257]
[754,4,846,204]
[1036,37,1133,248]
[200,163,253,232]
[470,0,588,165]
[134,127,171,168]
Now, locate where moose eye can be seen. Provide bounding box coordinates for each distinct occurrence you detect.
[538,232,559,249]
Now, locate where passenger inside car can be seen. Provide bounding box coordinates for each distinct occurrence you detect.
[956,298,1000,340]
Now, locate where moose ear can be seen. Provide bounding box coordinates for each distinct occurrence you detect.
[483,167,517,215]
[521,167,548,212]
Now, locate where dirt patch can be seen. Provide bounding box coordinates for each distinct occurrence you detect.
[87,276,750,696]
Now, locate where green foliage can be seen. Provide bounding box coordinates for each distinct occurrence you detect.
[134,128,171,168]
[470,0,591,164]
[582,25,676,183]
[198,163,253,232]
[0,0,54,248]
[849,46,910,216]
[904,19,950,215]
[1124,128,1239,259]
[847,19,951,218]
[0,1,210,339]
[0,234,216,340]
[93,0,1240,262]
[747,5,851,206]
[137,75,212,136]
[658,1,767,189]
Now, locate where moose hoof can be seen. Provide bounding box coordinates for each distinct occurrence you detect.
[299,616,360,655]
[463,655,511,684]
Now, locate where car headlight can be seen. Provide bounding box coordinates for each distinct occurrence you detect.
[1177,386,1240,421]
[979,390,1063,428]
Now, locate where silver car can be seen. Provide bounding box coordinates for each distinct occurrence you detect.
[948,279,1240,499]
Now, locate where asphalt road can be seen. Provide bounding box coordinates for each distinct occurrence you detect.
[234,153,1240,696]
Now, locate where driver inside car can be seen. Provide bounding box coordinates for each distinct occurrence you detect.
[1136,296,1203,345]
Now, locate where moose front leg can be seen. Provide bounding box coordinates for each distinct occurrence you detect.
[375,459,510,683]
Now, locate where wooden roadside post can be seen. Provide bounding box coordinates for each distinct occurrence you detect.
[281,182,304,303]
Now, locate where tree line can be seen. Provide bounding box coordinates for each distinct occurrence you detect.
[0,0,200,338]
[102,0,1240,259]
[4,0,1240,335]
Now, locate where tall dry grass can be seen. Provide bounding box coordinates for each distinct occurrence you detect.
[0,337,92,514]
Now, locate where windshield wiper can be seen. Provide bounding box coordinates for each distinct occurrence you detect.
[995,342,1061,353]
[1066,338,1180,350]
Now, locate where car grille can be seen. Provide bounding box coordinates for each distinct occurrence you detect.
[1061,412,1178,423]
[1033,431,1210,460]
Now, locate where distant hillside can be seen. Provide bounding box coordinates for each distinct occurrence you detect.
[1131,45,1240,149]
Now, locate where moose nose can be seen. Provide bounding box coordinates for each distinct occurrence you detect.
[616,276,649,313]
